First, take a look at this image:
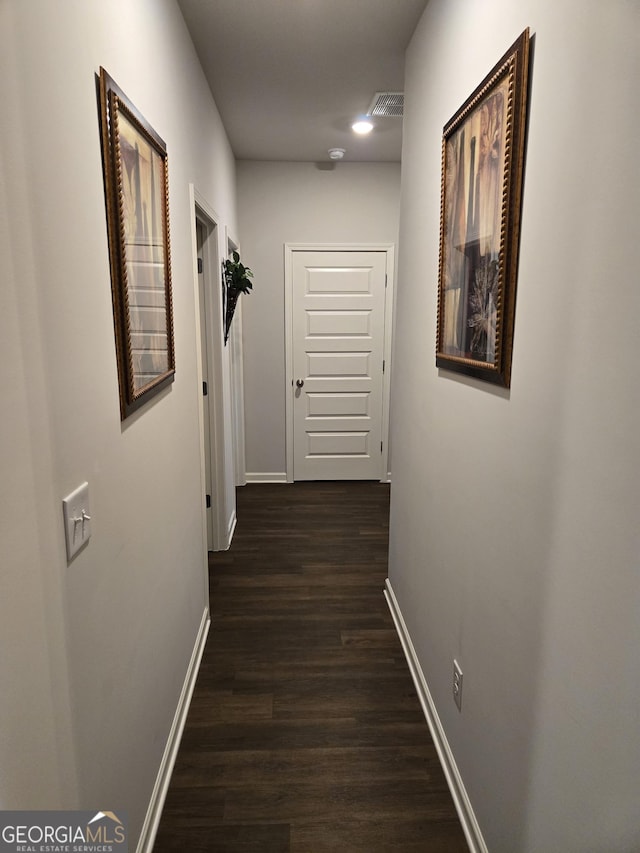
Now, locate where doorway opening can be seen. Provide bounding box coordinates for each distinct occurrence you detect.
[191,187,237,551]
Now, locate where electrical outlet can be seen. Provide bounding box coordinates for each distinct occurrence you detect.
[453,659,463,712]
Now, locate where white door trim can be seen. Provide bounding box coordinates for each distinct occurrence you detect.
[284,242,395,483]
[189,185,234,550]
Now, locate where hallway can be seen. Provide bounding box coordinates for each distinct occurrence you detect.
[153,482,468,851]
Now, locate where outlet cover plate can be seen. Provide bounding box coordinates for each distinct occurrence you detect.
[62,481,91,561]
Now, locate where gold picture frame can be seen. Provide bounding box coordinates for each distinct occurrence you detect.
[436,29,530,387]
[98,68,175,419]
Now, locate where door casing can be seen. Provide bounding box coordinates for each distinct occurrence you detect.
[226,234,247,488]
[190,185,237,551]
[284,242,395,483]
[196,220,215,549]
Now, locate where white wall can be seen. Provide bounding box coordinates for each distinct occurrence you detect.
[0,0,236,846]
[389,1,640,851]
[237,161,401,478]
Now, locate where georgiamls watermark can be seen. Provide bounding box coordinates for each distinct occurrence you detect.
[0,811,127,853]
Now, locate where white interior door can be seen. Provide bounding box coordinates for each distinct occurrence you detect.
[196,221,214,549]
[192,186,235,552]
[292,250,387,480]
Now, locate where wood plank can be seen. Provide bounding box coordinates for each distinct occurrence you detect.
[153,482,468,852]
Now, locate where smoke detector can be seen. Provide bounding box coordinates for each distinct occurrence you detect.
[367,92,404,117]
[328,148,346,160]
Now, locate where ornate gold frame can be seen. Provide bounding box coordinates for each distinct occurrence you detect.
[436,29,530,388]
[98,68,175,419]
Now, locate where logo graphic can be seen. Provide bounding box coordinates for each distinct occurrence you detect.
[0,810,128,853]
[88,812,121,824]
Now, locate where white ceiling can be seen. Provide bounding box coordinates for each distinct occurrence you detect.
[177,0,428,163]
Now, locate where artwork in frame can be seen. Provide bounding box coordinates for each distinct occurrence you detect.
[98,67,175,419]
[436,28,530,388]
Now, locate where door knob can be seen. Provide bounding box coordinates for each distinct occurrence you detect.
[296,379,304,388]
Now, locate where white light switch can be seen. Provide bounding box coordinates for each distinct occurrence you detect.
[62,482,91,561]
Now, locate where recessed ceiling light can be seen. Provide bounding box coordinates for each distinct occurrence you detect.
[352,120,374,135]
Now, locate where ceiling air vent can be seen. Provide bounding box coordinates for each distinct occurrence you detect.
[367,92,404,117]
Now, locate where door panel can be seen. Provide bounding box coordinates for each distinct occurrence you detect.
[307,392,370,418]
[307,431,369,456]
[307,351,371,376]
[292,250,386,480]
[305,266,372,293]
[307,310,371,337]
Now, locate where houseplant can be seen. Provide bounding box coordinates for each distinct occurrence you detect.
[223,250,254,344]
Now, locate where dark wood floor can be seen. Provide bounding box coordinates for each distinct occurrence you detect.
[153,482,468,852]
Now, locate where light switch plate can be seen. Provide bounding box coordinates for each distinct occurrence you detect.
[62,481,91,561]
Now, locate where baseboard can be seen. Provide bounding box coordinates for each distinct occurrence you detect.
[227,509,237,548]
[384,579,487,853]
[245,472,288,483]
[136,607,210,853]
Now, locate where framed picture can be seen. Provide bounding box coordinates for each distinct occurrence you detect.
[98,67,175,419]
[436,28,530,387]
